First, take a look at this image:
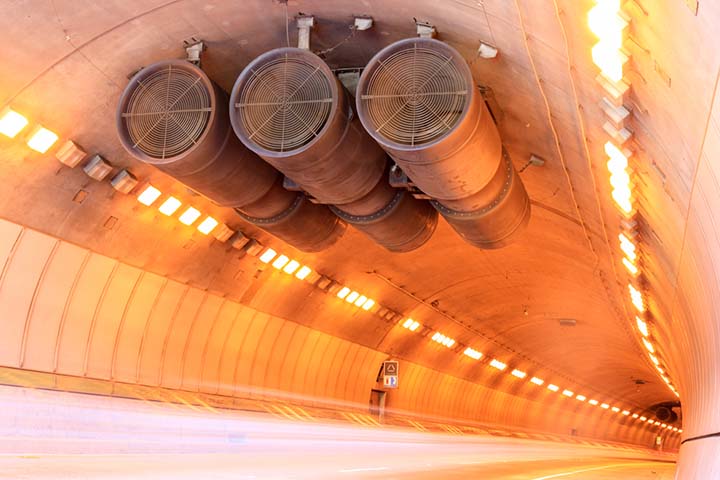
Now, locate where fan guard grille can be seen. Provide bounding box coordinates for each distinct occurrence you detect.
[121,65,211,159]
[235,53,333,153]
[360,41,468,146]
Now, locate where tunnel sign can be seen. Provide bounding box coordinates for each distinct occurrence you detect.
[383,361,398,388]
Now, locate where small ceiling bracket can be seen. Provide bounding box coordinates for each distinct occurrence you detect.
[478,41,499,59]
[184,39,205,66]
[415,20,436,38]
[296,15,315,50]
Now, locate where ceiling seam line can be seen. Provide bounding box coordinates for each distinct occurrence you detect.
[511,0,599,265]
[665,63,720,344]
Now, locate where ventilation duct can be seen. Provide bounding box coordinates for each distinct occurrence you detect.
[116,59,343,252]
[229,48,436,252]
[356,38,530,249]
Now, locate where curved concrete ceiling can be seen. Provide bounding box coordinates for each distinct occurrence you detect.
[0,0,718,474]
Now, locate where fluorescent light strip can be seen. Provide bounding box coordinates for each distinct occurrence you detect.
[511,369,526,379]
[489,359,507,371]
[463,347,482,360]
[530,377,544,386]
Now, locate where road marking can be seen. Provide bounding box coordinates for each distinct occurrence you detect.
[530,462,665,479]
[339,467,388,473]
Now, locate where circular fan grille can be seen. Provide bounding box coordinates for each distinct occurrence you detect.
[360,41,468,146]
[121,65,211,159]
[235,53,333,152]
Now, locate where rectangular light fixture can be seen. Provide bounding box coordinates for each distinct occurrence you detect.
[432,332,455,348]
[137,185,162,206]
[511,369,526,379]
[642,338,655,353]
[530,377,544,386]
[337,287,351,299]
[197,216,219,235]
[547,384,560,392]
[640,416,647,421]
[628,283,645,312]
[576,394,587,401]
[354,295,368,307]
[601,403,610,409]
[589,399,599,406]
[622,410,630,416]
[604,141,628,172]
[0,107,29,138]
[619,233,637,261]
[463,347,482,360]
[345,291,360,303]
[636,316,649,337]
[649,353,660,365]
[622,257,638,275]
[259,248,278,264]
[272,255,290,270]
[402,318,420,332]
[611,188,633,214]
[489,359,507,370]
[283,260,300,274]
[361,299,375,311]
[26,125,59,153]
[158,196,182,216]
[611,406,621,413]
[562,389,574,397]
[632,413,639,418]
[295,265,312,280]
[178,207,201,225]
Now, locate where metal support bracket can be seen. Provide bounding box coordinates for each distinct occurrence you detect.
[296,15,315,50]
[184,38,205,66]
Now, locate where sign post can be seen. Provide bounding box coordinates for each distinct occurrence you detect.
[383,361,398,389]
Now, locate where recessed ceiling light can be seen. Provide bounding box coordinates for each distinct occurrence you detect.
[0,107,29,138]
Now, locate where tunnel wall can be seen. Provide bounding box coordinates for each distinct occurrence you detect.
[0,217,678,450]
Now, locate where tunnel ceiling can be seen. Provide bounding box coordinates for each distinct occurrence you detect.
[1,0,715,419]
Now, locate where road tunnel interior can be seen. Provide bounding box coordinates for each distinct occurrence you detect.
[1,0,719,477]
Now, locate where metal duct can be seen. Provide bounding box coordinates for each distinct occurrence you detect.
[229,48,437,252]
[356,38,531,249]
[331,190,437,253]
[116,59,343,252]
[236,195,346,253]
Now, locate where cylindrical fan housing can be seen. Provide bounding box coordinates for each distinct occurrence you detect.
[356,38,530,249]
[117,60,344,252]
[229,47,387,208]
[332,190,438,253]
[230,48,436,252]
[116,60,278,208]
[237,195,345,253]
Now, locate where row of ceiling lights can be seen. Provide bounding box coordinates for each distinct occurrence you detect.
[0,106,247,247]
[136,184,230,239]
[246,240,682,432]
[251,241,680,435]
[588,0,679,400]
[0,107,58,152]
[400,315,681,435]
